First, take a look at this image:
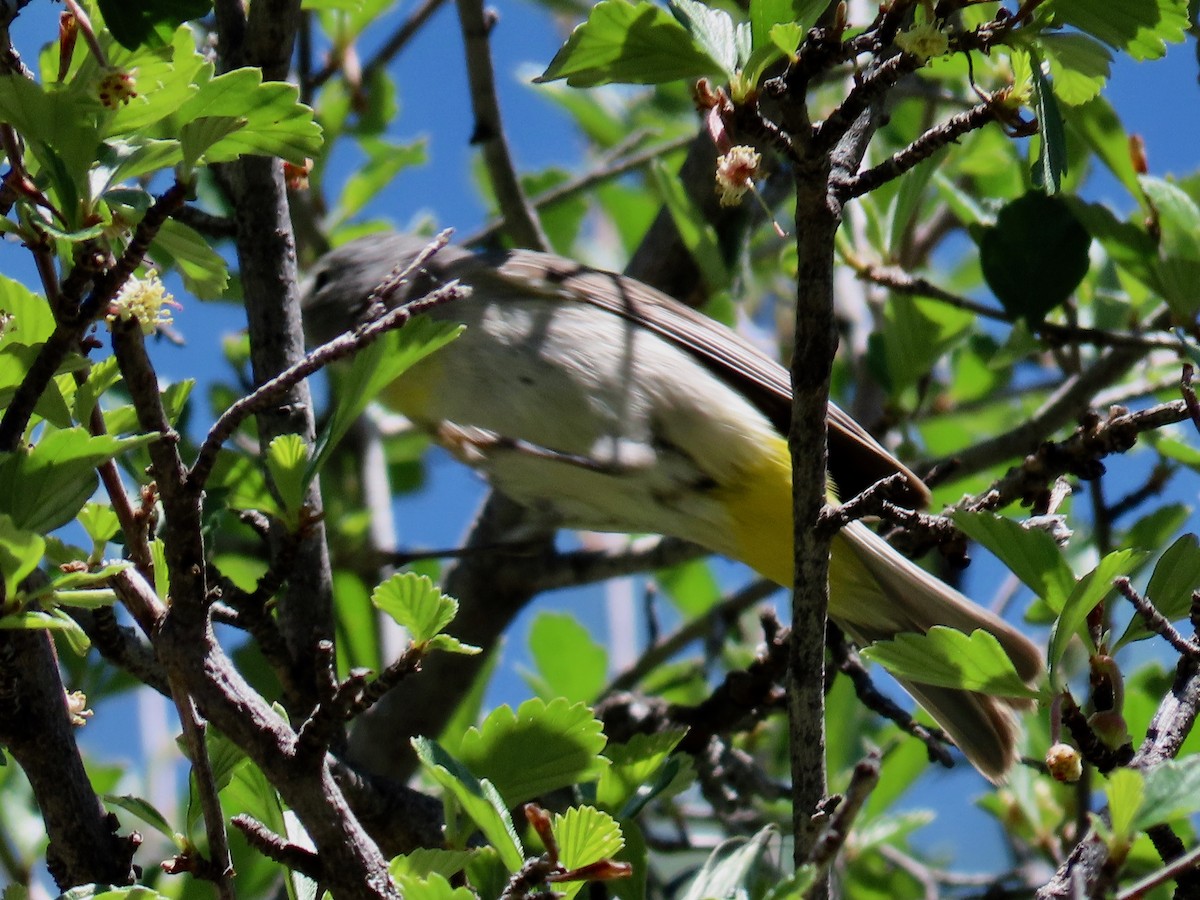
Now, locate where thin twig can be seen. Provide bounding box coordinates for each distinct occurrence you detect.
[808,751,881,871]
[232,815,324,882]
[170,683,235,899]
[1114,577,1200,659]
[1114,841,1200,900]
[454,0,547,249]
[190,280,468,490]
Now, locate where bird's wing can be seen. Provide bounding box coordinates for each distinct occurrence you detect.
[457,247,932,509]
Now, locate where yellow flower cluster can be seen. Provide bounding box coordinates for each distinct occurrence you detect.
[106,271,180,335]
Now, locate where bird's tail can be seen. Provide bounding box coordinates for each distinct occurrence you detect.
[829,521,1043,782]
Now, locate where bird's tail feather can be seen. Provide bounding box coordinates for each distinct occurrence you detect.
[830,521,1043,781]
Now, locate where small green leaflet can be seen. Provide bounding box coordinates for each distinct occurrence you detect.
[552,806,625,899]
[371,572,478,654]
[861,627,1041,699]
[953,511,1075,611]
[1047,549,1145,677]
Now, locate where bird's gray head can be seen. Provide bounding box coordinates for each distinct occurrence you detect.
[300,232,468,345]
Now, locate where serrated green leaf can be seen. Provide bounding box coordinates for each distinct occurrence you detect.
[861,627,1041,699]
[426,634,481,655]
[953,511,1075,610]
[455,697,609,805]
[525,611,608,703]
[1116,534,1200,649]
[0,276,54,349]
[412,737,524,871]
[1048,549,1146,675]
[1038,32,1110,105]
[552,805,625,899]
[176,68,322,165]
[371,572,457,644]
[77,503,121,557]
[1045,0,1188,61]
[536,0,728,87]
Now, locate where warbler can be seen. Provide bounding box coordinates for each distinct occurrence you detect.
[302,233,1043,781]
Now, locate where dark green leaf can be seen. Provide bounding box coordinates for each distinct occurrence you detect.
[1030,62,1068,194]
[98,0,212,50]
[979,192,1090,324]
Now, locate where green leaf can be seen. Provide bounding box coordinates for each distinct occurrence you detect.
[175,68,323,166]
[1105,767,1144,847]
[0,77,103,198]
[149,219,230,300]
[866,293,972,393]
[1038,32,1111,105]
[412,737,524,871]
[749,0,824,49]
[265,433,311,529]
[0,428,154,533]
[455,698,609,805]
[553,806,625,898]
[1045,0,1189,61]
[953,511,1075,611]
[525,612,608,703]
[371,572,457,644]
[649,160,729,292]
[389,848,475,881]
[1048,549,1146,675]
[307,317,462,482]
[390,872,477,900]
[1135,757,1200,830]
[104,794,184,849]
[0,276,54,349]
[98,0,212,50]
[679,826,779,900]
[669,0,738,74]
[1116,534,1200,648]
[77,503,121,557]
[536,0,729,87]
[596,730,687,813]
[1140,176,1200,319]
[335,137,428,224]
[861,627,1042,699]
[979,192,1090,324]
[0,514,45,601]
[1062,96,1140,196]
[1030,61,1068,194]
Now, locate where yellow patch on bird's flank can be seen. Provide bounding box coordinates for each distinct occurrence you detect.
[715,434,795,587]
[378,349,444,423]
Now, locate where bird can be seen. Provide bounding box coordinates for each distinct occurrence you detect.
[301,232,1043,781]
